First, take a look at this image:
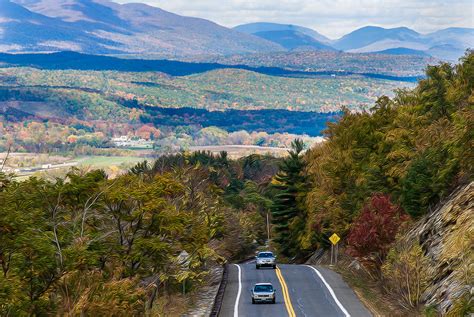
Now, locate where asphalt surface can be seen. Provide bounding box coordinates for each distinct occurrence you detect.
[219,263,371,317]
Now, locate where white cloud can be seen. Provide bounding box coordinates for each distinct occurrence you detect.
[115,0,474,38]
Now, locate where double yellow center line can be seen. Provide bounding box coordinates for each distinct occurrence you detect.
[275,266,296,317]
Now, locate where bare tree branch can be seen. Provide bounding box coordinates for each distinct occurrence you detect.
[80,179,117,238]
[0,144,11,172]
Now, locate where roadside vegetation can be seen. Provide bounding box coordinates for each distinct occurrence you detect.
[0,151,279,315]
[269,51,473,315]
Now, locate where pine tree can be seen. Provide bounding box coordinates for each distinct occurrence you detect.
[271,139,306,257]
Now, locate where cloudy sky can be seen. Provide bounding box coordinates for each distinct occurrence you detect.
[115,0,474,39]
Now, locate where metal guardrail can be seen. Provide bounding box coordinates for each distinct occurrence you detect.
[209,256,258,316]
[209,264,228,317]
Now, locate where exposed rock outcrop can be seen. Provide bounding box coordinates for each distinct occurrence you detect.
[407,182,473,315]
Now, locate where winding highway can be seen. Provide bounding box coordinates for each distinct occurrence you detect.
[219,262,371,317]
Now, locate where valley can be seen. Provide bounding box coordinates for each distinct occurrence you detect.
[1,53,472,316]
[0,63,412,157]
[0,0,472,316]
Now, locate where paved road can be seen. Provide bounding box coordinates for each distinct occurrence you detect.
[219,263,371,317]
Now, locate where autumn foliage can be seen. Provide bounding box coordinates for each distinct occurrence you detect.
[347,194,408,268]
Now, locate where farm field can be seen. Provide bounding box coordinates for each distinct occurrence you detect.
[1,153,147,177]
[77,155,146,168]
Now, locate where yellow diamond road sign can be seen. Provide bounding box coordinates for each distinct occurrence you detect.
[329,233,340,245]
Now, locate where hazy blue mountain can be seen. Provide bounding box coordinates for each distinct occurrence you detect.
[424,28,473,59]
[426,27,474,47]
[1,1,471,60]
[426,44,465,61]
[234,22,331,43]
[372,47,429,56]
[332,25,472,60]
[252,30,336,51]
[1,0,282,55]
[0,0,130,53]
[333,26,422,51]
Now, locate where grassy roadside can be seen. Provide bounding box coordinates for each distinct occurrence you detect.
[334,265,403,317]
[309,250,417,317]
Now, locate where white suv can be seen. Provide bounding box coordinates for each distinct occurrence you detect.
[255,251,276,269]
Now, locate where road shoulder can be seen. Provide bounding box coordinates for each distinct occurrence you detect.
[218,264,239,317]
[310,265,373,317]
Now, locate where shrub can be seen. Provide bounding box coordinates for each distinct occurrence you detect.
[347,194,408,270]
[382,240,430,310]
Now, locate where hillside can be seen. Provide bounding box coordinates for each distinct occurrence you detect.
[0,65,412,113]
[234,22,331,43]
[0,150,282,315]
[267,51,473,315]
[0,64,409,153]
[372,47,430,56]
[0,63,412,154]
[199,50,433,77]
[391,182,473,315]
[333,26,422,51]
[0,51,421,81]
[1,0,281,55]
[252,30,335,51]
[234,22,334,51]
[334,26,473,60]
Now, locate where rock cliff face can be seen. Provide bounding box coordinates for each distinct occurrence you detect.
[407,182,473,315]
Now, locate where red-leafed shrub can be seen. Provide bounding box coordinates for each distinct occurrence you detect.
[347,194,409,270]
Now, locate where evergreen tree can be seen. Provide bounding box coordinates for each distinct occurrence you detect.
[271,139,307,257]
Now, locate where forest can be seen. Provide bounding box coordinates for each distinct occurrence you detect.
[0,51,427,79]
[268,51,473,314]
[0,151,280,315]
[0,64,409,154]
[187,50,434,77]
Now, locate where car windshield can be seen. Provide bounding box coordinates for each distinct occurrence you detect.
[254,285,273,292]
[258,252,273,258]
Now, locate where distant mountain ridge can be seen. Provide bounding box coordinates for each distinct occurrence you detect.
[372,47,429,56]
[0,0,472,60]
[1,0,281,55]
[234,22,331,43]
[252,30,335,51]
[332,25,473,60]
[236,23,473,60]
[333,26,422,51]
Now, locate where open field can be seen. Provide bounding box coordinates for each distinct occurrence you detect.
[189,145,292,158]
[77,155,145,168]
[1,148,291,180]
[1,153,147,179]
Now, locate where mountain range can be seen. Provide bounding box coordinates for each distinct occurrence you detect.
[0,0,279,55]
[0,0,472,60]
[331,26,473,60]
[236,23,473,60]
